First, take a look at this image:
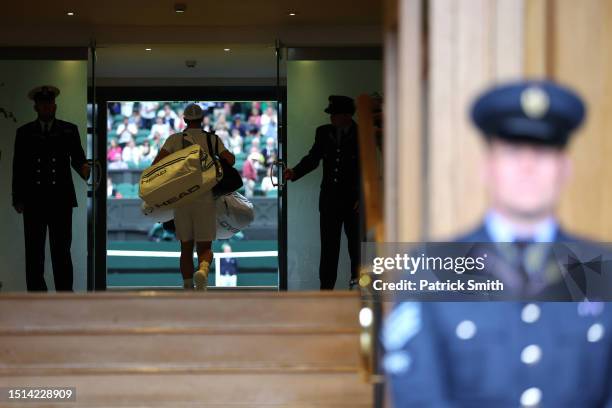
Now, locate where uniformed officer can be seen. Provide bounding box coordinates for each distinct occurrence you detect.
[12,85,90,291]
[284,95,361,290]
[383,80,612,407]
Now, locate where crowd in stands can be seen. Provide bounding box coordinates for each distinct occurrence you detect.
[107,101,279,199]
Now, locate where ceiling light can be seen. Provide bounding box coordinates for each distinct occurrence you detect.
[174,3,186,13]
[289,12,297,16]
[67,12,75,16]
[145,48,152,51]
[224,48,231,52]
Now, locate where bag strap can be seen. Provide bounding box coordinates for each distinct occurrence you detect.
[205,131,216,158]
[182,132,192,149]
[205,131,223,179]
[206,130,223,158]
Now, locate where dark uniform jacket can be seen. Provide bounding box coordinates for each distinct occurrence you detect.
[12,119,87,208]
[384,225,612,407]
[292,122,361,211]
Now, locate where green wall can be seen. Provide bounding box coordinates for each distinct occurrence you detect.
[287,60,382,290]
[0,60,88,291]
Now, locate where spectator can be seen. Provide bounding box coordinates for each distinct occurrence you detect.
[149,115,170,141]
[216,129,231,152]
[108,102,121,116]
[120,101,134,118]
[242,150,260,198]
[107,138,122,163]
[218,243,238,287]
[117,116,138,148]
[231,114,246,136]
[250,137,264,158]
[107,177,115,198]
[222,102,233,117]
[202,115,212,132]
[161,103,179,130]
[260,106,277,138]
[266,151,278,169]
[215,113,230,132]
[139,101,159,129]
[130,109,143,128]
[248,107,261,127]
[150,131,163,152]
[122,138,141,166]
[175,109,187,132]
[244,127,262,151]
[262,137,277,166]
[228,128,243,154]
[261,166,278,193]
[140,140,157,166]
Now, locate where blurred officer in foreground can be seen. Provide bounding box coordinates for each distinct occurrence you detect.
[383,80,612,407]
[12,86,90,291]
[284,95,362,290]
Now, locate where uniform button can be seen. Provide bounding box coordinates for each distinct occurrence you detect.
[333,178,338,182]
[522,303,541,324]
[521,344,542,365]
[52,158,56,162]
[587,323,605,343]
[520,387,542,407]
[52,181,56,185]
[455,320,477,340]
[383,351,412,375]
[52,169,56,173]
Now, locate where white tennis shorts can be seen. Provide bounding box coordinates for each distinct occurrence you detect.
[173,191,216,242]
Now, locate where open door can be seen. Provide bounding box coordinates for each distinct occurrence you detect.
[88,44,286,291]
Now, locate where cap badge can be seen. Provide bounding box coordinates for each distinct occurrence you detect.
[521,86,550,119]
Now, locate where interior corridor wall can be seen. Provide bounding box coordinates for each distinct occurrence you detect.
[0,60,88,291]
[287,60,382,290]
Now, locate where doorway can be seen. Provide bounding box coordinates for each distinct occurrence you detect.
[85,41,289,291]
[89,85,287,290]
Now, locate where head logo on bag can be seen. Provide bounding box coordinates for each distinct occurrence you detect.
[219,220,240,234]
[215,192,255,239]
[154,184,201,208]
[139,144,221,210]
[141,169,167,184]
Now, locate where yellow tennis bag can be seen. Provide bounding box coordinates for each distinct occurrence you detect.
[139,144,222,210]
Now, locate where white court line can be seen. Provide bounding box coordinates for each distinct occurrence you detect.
[107,250,278,258]
[107,250,279,289]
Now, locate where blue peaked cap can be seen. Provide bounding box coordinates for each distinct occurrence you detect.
[471,80,586,147]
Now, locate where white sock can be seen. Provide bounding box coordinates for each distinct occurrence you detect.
[183,278,193,289]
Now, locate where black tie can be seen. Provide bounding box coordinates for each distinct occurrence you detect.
[513,239,534,291]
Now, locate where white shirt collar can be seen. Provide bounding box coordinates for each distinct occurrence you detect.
[39,119,54,131]
[484,210,558,243]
